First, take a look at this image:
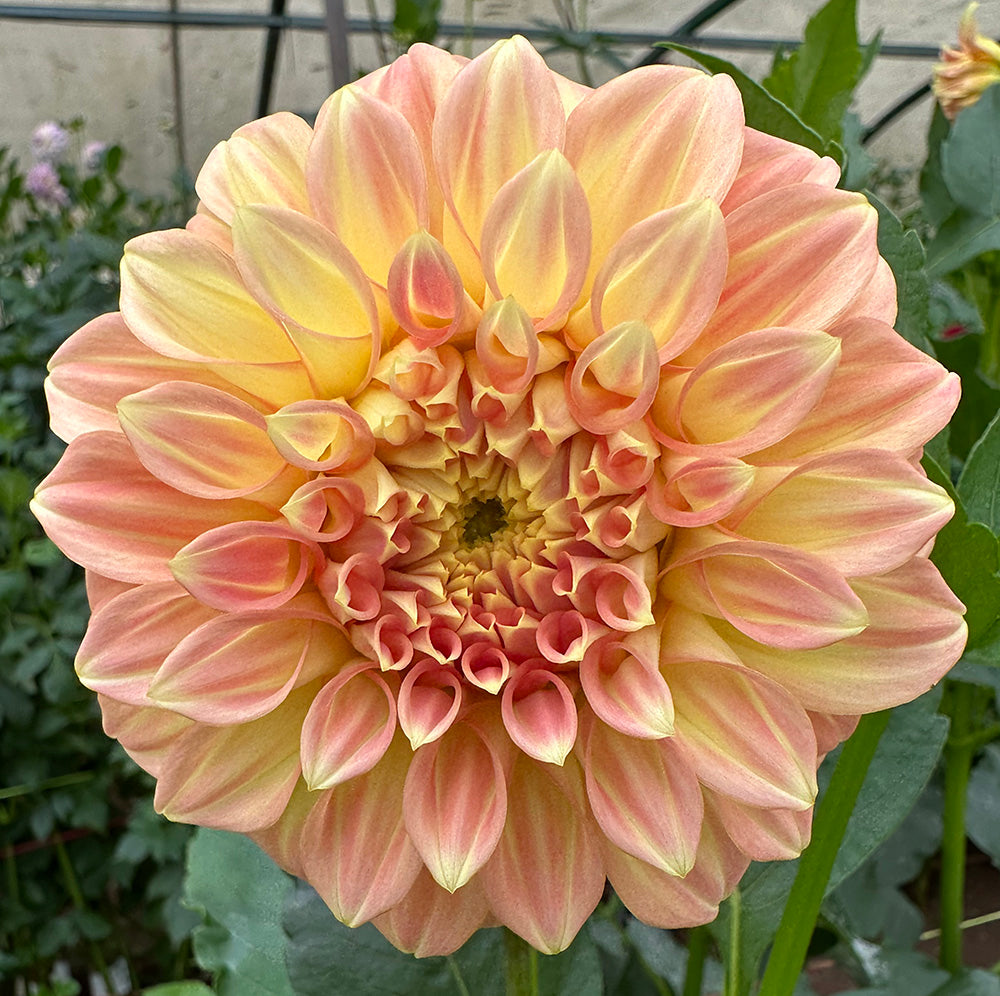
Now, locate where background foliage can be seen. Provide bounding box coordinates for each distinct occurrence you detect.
[3,0,1000,993]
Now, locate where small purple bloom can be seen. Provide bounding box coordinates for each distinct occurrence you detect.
[83,141,109,172]
[31,121,71,163]
[26,161,70,207]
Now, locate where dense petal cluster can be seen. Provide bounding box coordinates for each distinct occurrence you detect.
[933,2,1000,118]
[33,38,965,955]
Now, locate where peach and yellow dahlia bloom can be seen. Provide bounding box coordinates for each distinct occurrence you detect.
[933,2,1000,119]
[33,37,965,956]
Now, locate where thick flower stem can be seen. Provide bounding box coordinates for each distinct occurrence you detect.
[683,925,710,996]
[940,681,976,973]
[504,928,539,996]
[758,710,890,996]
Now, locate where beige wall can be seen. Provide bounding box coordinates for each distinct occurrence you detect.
[0,0,988,192]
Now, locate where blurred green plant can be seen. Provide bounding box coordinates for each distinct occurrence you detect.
[1,122,199,992]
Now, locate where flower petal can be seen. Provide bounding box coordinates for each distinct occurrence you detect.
[481,757,604,953]
[583,714,702,875]
[403,719,508,892]
[501,667,578,764]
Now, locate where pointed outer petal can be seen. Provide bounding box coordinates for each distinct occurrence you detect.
[583,714,702,875]
[536,609,602,664]
[726,449,955,576]
[603,804,750,928]
[231,205,380,398]
[248,779,315,877]
[566,70,743,262]
[186,205,234,253]
[403,720,508,892]
[372,867,490,957]
[316,553,385,623]
[46,313,239,444]
[500,668,578,765]
[580,635,675,740]
[279,476,366,542]
[646,453,757,527]
[195,111,312,224]
[810,711,860,755]
[169,520,318,612]
[460,642,511,695]
[653,327,842,455]
[387,231,479,347]
[591,199,727,362]
[432,35,566,246]
[98,695,194,779]
[720,127,840,215]
[480,149,591,329]
[153,682,316,832]
[85,572,134,611]
[474,297,540,394]
[147,603,346,725]
[31,431,267,583]
[568,321,659,434]
[836,254,897,326]
[398,659,464,749]
[117,381,285,499]
[693,186,879,356]
[756,318,962,461]
[299,735,423,927]
[120,229,299,365]
[706,789,813,861]
[722,557,967,713]
[663,535,869,650]
[307,85,428,285]
[265,399,375,472]
[666,659,818,809]
[76,581,216,705]
[481,757,604,953]
[299,663,398,789]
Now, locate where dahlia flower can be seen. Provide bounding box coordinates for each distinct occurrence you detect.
[33,37,965,956]
[933,2,1000,119]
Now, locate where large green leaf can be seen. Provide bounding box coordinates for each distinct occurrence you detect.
[658,44,839,162]
[282,881,603,996]
[920,105,955,229]
[869,194,932,351]
[924,455,1000,647]
[926,212,1000,278]
[941,87,1000,218]
[183,829,295,996]
[762,0,863,143]
[957,409,1000,532]
[966,742,1000,871]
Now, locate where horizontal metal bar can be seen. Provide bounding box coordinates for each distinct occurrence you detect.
[0,4,942,57]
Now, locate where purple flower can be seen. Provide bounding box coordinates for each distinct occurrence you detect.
[83,141,109,172]
[26,162,69,207]
[31,121,70,163]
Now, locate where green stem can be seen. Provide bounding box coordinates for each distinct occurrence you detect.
[683,925,709,996]
[759,710,890,996]
[723,887,741,996]
[504,928,539,996]
[940,682,976,973]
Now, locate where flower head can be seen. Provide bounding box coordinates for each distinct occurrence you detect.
[933,2,1000,118]
[31,120,71,163]
[33,38,965,955]
[83,140,109,172]
[25,161,69,207]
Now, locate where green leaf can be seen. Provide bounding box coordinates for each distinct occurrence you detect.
[658,44,839,163]
[934,334,1000,461]
[941,87,1000,218]
[924,455,1000,646]
[966,743,1000,871]
[183,829,294,996]
[926,211,1000,278]
[920,105,955,229]
[393,0,441,44]
[761,0,863,143]
[928,971,1000,996]
[869,193,932,350]
[283,881,505,996]
[957,408,1000,532]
